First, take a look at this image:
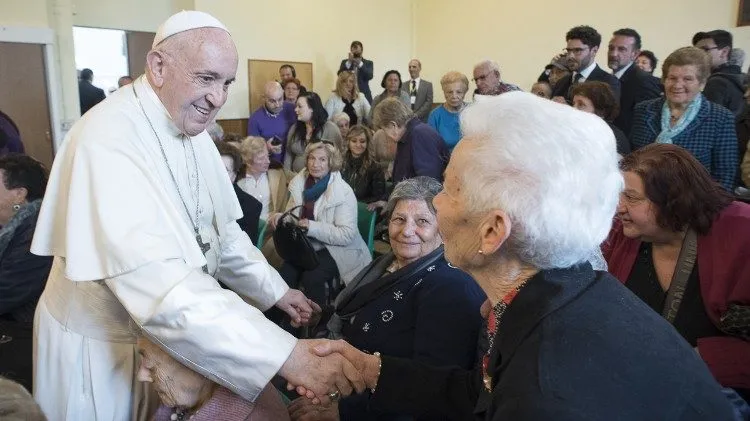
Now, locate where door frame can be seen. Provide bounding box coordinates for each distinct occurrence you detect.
[0,26,64,151]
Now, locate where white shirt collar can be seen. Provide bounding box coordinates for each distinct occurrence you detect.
[577,61,598,80]
[614,62,634,79]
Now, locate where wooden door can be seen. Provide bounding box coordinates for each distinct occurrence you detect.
[0,42,54,169]
[126,31,156,80]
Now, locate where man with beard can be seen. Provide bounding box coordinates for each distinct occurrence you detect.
[339,41,374,103]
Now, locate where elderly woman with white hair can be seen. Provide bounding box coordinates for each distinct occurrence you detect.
[331,112,351,139]
[304,93,735,420]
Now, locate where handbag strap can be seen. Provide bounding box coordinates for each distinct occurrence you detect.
[662,229,698,324]
[280,205,304,223]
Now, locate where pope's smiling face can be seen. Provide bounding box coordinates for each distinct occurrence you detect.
[155,28,238,136]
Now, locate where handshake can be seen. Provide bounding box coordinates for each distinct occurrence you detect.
[279,339,382,420]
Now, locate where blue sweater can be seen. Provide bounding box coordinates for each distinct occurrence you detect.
[630,96,738,191]
[428,105,462,151]
[248,102,296,162]
[392,119,450,184]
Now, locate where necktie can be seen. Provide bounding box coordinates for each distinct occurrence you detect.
[573,73,584,84]
[410,80,417,110]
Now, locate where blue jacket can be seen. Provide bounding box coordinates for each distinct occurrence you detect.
[391,118,449,186]
[630,95,738,191]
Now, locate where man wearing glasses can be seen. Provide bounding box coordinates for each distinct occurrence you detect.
[692,30,745,117]
[551,25,620,104]
[472,60,521,97]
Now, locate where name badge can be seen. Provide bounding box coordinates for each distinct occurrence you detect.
[410,96,416,105]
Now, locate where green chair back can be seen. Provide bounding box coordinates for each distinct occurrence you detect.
[256,219,267,248]
[357,202,377,257]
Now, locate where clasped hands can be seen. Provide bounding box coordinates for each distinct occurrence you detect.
[280,339,381,419]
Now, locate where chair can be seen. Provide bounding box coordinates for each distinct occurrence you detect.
[256,219,267,248]
[357,202,377,257]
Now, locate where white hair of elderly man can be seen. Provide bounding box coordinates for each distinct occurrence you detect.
[458,92,623,270]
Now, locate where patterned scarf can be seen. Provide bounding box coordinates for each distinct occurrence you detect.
[301,172,331,220]
[656,95,702,144]
[342,98,358,125]
[482,280,528,392]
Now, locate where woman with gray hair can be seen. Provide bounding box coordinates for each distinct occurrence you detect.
[303,93,735,420]
[289,176,485,421]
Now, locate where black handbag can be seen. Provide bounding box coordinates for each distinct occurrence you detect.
[273,205,320,270]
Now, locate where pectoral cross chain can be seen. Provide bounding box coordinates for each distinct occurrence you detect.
[195,229,210,274]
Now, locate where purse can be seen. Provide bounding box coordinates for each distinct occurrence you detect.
[273,205,320,270]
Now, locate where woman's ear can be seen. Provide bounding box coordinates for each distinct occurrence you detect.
[478,209,511,255]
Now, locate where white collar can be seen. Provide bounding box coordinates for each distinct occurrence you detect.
[577,61,598,80]
[614,62,634,79]
[136,75,183,137]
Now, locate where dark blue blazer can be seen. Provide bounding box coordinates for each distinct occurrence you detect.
[613,63,662,136]
[630,95,738,191]
[370,265,735,420]
[391,118,449,186]
[552,64,621,103]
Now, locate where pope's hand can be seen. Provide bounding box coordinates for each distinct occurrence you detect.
[289,396,339,421]
[275,289,321,326]
[279,339,365,406]
[288,340,380,401]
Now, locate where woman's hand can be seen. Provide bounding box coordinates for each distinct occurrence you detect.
[298,218,310,230]
[289,397,339,421]
[367,201,387,212]
[268,213,282,230]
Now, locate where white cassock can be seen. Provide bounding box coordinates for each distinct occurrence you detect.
[30,76,297,421]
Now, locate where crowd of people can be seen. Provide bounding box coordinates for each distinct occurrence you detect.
[0,9,749,421]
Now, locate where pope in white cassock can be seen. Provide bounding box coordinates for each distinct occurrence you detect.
[30,11,363,421]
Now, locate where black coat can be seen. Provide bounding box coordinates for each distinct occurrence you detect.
[552,64,621,103]
[370,264,735,420]
[704,64,746,118]
[341,157,386,204]
[78,80,106,115]
[613,64,663,136]
[233,184,262,244]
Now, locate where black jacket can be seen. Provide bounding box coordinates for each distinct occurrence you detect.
[233,184,262,244]
[704,64,746,118]
[341,157,386,204]
[78,80,106,115]
[370,265,735,420]
[552,64,621,103]
[613,64,663,136]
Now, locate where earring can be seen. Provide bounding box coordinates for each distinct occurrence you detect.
[12,204,21,211]
[478,249,484,255]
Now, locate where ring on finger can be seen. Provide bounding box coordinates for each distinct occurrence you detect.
[327,390,341,400]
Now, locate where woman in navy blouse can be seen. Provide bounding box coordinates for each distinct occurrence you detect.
[290,176,486,421]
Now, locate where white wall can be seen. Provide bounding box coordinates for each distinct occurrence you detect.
[71,0,184,31]
[414,0,750,100]
[0,0,49,27]
[195,0,415,119]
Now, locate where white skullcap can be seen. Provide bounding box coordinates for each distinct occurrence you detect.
[152,10,229,48]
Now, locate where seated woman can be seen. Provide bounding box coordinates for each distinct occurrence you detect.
[428,71,470,151]
[331,112,351,139]
[325,71,371,126]
[237,136,292,221]
[136,336,289,421]
[0,154,52,391]
[290,177,486,421]
[341,125,385,206]
[282,78,303,105]
[370,70,411,116]
[284,92,343,173]
[604,143,750,403]
[215,141,262,243]
[269,142,371,308]
[571,81,631,156]
[294,93,734,420]
[630,46,738,191]
[372,97,449,186]
[637,50,658,74]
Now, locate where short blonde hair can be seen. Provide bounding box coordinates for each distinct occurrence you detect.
[662,46,711,84]
[372,97,414,129]
[440,71,469,91]
[305,141,343,172]
[239,136,267,164]
[335,71,360,100]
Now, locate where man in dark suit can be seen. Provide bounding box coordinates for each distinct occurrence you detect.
[338,41,374,103]
[78,68,106,115]
[402,59,433,122]
[608,28,663,136]
[551,26,620,104]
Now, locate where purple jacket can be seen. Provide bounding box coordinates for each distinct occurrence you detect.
[152,385,290,421]
[0,110,24,156]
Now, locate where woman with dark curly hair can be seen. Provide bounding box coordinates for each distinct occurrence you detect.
[604,143,750,407]
[571,81,630,155]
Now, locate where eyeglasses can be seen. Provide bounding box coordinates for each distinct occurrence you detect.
[564,47,589,55]
[472,72,493,83]
[698,46,719,52]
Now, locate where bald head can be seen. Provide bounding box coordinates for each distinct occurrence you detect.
[262,81,285,114]
[408,59,422,79]
[145,27,238,136]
